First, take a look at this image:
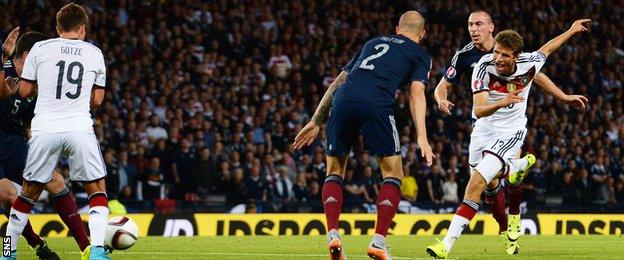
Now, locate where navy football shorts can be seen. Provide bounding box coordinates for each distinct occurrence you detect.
[326,101,401,157]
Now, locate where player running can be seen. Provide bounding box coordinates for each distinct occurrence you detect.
[434,11,588,254]
[0,29,92,260]
[293,11,434,260]
[2,3,110,260]
[427,19,591,259]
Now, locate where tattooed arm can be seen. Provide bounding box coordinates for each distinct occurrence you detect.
[293,71,348,149]
[310,71,349,125]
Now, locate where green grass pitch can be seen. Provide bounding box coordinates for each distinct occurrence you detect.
[15,235,624,259]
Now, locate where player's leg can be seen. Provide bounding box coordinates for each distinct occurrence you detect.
[427,153,501,259]
[65,132,110,260]
[323,102,357,260]
[0,179,47,254]
[45,169,90,251]
[1,134,61,260]
[324,155,349,260]
[368,155,403,260]
[484,177,507,233]
[359,107,402,260]
[504,141,535,254]
[2,180,46,260]
[469,127,507,234]
[2,134,59,259]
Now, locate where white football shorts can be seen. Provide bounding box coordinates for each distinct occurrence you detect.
[23,132,106,183]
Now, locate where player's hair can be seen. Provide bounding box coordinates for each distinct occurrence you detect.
[56,3,89,33]
[14,32,49,58]
[494,29,524,55]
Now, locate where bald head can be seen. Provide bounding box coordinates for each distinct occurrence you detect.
[397,11,425,36]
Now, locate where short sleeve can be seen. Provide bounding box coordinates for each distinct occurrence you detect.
[530,51,547,72]
[20,44,38,82]
[410,54,432,85]
[342,48,362,72]
[471,56,492,94]
[443,51,464,85]
[94,52,106,88]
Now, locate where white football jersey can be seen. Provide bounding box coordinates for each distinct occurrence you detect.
[21,38,106,136]
[470,51,546,130]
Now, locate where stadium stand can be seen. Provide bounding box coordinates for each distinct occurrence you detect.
[1,0,622,213]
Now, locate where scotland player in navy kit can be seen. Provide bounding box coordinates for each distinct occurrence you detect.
[432,11,588,255]
[0,30,90,260]
[293,11,434,260]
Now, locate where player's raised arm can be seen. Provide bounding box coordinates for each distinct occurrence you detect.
[409,80,434,165]
[0,27,20,99]
[533,72,588,109]
[538,19,591,57]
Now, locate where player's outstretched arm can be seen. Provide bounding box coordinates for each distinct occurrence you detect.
[292,71,348,149]
[434,78,455,115]
[533,73,588,109]
[409,80,434,166]
[538,19,591,57]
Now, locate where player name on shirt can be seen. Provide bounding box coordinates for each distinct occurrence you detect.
[60,46,83,56]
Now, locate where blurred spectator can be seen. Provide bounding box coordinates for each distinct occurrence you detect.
[138,157,165,200]
[441,172,459,204]
[401,165,419,203]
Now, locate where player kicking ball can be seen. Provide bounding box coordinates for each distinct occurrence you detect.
[427,19,591,259]
[2,3,110,260]
[294,11,435,260]
[0,29,92,259]
[434,10,588,254]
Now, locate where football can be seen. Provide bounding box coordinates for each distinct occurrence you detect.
[104,216,139,250]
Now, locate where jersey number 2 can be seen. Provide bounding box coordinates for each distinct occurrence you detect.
[359,44,389,70]
[55,60,84,100]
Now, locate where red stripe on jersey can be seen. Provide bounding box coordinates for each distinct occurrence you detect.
[488,66,536,93]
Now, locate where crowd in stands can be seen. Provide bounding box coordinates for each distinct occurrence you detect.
[1,0,622,213]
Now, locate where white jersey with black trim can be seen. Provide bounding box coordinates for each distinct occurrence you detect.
[470,51,547,130]
[20,38,106,136]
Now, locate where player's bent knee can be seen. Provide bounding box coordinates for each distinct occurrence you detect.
[45,170,68,194]
[474,152,504,184]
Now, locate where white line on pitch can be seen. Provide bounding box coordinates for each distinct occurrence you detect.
[70,251,417,259]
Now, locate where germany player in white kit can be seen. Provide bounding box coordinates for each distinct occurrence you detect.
[3,3,110,260]
[427,19,591,259]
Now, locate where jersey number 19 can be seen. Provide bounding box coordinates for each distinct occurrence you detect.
[55,60,84,100]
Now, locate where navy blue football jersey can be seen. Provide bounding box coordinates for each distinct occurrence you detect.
[443,42,492,86]
[0,60,35,136]
[333,35,431,111]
